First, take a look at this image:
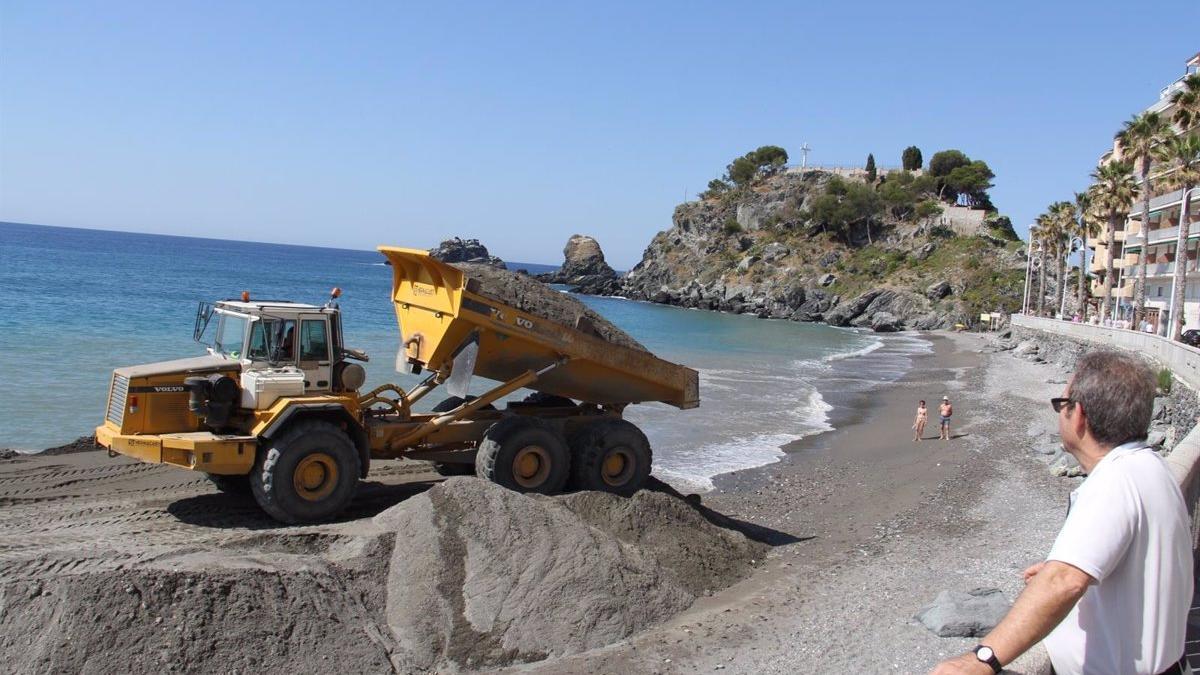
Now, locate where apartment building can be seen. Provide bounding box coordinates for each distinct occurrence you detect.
[1089,52,1200,331]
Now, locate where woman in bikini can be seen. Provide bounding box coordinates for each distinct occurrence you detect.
[912,400,928,442]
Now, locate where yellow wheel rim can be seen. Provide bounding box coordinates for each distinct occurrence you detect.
[513,445,551,488]
[601,447,636,487]
[293,452,339,502]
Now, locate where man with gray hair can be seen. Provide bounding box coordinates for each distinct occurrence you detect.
[932,350,1193,675]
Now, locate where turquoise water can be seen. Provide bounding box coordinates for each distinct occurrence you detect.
[0,221,929,490]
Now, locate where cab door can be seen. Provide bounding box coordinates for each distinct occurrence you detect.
[297,314,332,391]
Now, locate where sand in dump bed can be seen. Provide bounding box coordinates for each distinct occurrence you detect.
[0,477,764,673]
[452,263,647,352]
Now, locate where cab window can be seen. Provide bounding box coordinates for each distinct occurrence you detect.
[300,320,329,362]
[248,319,296,362]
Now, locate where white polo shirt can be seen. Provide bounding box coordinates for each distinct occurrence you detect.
[1043,442,1193,675]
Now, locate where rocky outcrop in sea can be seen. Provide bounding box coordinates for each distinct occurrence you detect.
[428,237,505,268]
[537,234,622,295]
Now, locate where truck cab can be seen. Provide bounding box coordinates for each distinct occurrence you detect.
[194,296,351,395]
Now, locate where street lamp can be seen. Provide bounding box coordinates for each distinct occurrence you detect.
[1166,186,1200,339]
[1061,236,1085,319]
[1123,230,1145,324]
[1022,236,1042,314]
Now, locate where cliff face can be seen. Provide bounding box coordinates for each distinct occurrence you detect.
[621,171,1027,331]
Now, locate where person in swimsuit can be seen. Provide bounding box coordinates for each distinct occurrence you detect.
[913,400,928,442]
[939,396,953,440]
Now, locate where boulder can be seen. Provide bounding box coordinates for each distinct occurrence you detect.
[915,588,1010,638]
[870,312,901,332]
[737,255,758,273]
[917,242,937,261]
[1013,341,1039,356]
[559,234,617,280]
[761,242,791,262]
[429,237,505,268]
[818,251,841,268]
[819,273,836,287]
[826,289,884,327]
[926,280,952,300]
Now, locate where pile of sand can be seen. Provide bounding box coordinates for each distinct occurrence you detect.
[0,479,764,672]
[375,478,766,669]
[0,534,400,673]
[453,263,646,352]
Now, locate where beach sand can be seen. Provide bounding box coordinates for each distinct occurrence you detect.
[0,331,1075,673]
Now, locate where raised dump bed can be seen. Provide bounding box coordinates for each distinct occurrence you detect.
[380,247,699,409]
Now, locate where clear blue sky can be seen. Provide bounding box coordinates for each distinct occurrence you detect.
[1,2,1197,268]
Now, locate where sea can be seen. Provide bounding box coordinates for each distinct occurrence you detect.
[0,221,930,491]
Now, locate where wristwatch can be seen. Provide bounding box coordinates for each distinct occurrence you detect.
[972,644,1002,673]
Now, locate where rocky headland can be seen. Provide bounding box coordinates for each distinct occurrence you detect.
[619,167,1028,331]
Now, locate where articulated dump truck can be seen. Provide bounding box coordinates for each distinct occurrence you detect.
[96,247,700,523]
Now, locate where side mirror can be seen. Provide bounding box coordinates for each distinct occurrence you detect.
[341,347,369,362]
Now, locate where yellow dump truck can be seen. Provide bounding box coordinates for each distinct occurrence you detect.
[96,247,700,523]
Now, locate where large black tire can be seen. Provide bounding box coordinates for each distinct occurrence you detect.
[432,396,496,413]
[432,461,474,477]
[205,473,251,495]
[569,419,652,496]
[250,420,361,524]
[475,417,570,494]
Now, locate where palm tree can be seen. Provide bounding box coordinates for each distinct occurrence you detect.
[1154,134,1200,339]
[1090,160,1139,322]
[1116,112,1171,325]
[1073,190,1101,319]
[1047,201,1075,316]
[1171,73,1200,132]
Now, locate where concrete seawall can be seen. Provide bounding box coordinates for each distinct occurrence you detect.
[1010,315,1200,550]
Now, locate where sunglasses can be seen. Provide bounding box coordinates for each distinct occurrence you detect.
[1050,397,1073,413]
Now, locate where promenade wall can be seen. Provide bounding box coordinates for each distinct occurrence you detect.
[1010,315,1200,548]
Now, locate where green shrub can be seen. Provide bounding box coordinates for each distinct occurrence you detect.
[723,218,743,235]
[1158,368,1173,394]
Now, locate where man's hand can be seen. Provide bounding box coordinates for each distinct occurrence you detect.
[930,653,995,675]
[1023,561,1046,585]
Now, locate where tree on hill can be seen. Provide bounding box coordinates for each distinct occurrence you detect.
[945,160,995,208]
[803,176,883,244]
[928,149,993,206]
[928,149,970,178]
[721,145,789,189]
[902,146,923,171]
[865,154,877,183]
[877,170,941,220]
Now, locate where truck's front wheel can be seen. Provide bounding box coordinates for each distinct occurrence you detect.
[251,420,361,524]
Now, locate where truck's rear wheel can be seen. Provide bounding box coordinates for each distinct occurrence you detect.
[569,419,652,496]
[476,417,569,494]
[205,473,251,495]
[250,420,361,524]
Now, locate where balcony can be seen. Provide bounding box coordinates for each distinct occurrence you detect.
[1128,188,1200,221]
